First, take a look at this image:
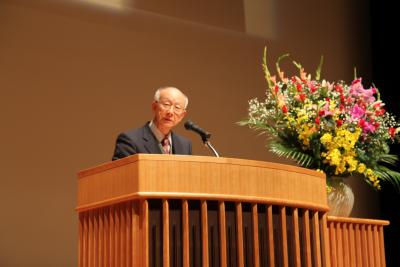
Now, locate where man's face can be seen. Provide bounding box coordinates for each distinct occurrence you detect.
[152,88,187,134]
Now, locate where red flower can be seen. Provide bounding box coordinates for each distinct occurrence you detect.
[325,97,331,102]
[340,94,345,103]
[373,102,382,109]
[351,78,361,85]
[389,127,396,138]
[310,84,317,93]
[299,93,306,102]
[315,116,320,125]
[335,84,343,93]
[296,83,302,92]
[318,110,325,116]
[336,119,343,127]
[375,109,385,116]
[282,105,288,113]
[274,85,279,94]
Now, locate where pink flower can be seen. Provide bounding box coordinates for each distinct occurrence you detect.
[350,78,376,104]
[350,104,365,121]
[309,83,317,93]
[359,119,377,133]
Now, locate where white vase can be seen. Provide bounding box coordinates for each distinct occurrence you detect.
[327,177,354,217]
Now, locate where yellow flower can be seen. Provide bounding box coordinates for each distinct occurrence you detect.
[357,163,366,173]
[320,133,333,146]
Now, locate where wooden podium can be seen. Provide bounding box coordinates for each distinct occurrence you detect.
[76,154,388,266]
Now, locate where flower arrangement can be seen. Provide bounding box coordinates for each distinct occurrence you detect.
[240,47,400,190]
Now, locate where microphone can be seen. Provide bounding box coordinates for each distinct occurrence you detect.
[184,120,211,142]
[184,120,220,157]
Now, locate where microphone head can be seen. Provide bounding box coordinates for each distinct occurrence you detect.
[184,120,194,130]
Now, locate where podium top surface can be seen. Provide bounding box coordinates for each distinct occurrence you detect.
[77,154,327,212]
[78,154,324,179]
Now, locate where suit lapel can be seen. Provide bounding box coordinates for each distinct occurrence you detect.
[171,132,184,154]
[142,123,162,154]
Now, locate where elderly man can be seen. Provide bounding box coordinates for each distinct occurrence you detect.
[112,87,192,160]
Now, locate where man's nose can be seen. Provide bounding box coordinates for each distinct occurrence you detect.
[165,108,174,115]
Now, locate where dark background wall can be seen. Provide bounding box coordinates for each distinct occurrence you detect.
[370,0,400,266]
[0,0,396,265]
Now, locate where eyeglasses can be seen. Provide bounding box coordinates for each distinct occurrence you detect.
[157,101,186,115]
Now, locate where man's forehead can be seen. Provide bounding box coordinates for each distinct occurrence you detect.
[159,89,184,100]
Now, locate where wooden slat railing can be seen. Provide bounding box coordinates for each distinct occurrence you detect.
[78,198,330,266]
[327,216,389,267]
[76,155,389,266]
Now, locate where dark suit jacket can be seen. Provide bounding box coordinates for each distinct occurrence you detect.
[112,123,192,160]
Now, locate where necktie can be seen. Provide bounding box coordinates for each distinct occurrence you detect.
[161,136,171,154]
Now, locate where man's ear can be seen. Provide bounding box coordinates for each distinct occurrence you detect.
[151,101,158,112]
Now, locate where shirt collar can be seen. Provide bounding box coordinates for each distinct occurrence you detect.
[149,120,172,143]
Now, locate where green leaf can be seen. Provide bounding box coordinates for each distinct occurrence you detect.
[374,166,400,191]
[262,47,274,91]
[378,153,399,166]
[276,53,290,81]
[269,142,315,168]
[315,55,324,81]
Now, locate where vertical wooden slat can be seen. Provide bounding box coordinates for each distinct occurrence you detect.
[280,206,289,267]
[303,210,312,267]
[201,200,209,267]
[115,205,120,267]
[379,226,386,267]
[373,225,381,267]
[109,207,115,267]
[98,209,104,267]
[342,223,350,267]
[132,201,140,265]
[104,208,110,266]
[163,199,170,267]
[78,213,84,267]
[140,200,149,267]
[348,223,356,267]
[218,201,227,267]
[120,204,126,267]
[88,211,94,267]
[336,222,343,267]
[320,214,331,267]
[93,210,99,267]
[266,205,275,267]
[252,204,260,267]
[311,211,321,267]
[329,222,337,267]
[367,224,375,267]
[355,224,362,267]
[126,202,132,267]
[82,213,89,267]
[361,224,369,267]
[236,202,244,267]
[292,208,301,267]
[182,200,190,267]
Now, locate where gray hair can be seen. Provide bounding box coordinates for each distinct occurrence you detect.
[154,86,189,108]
